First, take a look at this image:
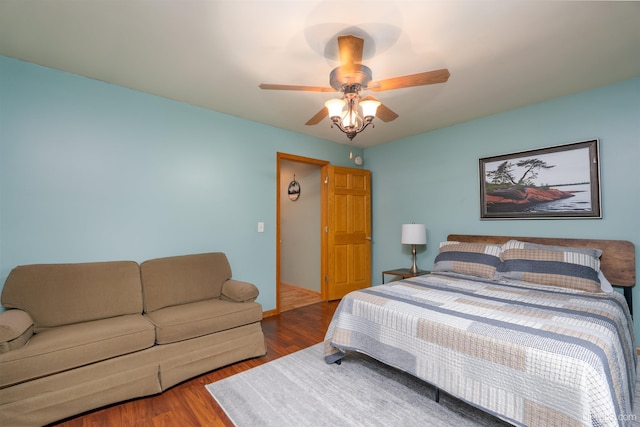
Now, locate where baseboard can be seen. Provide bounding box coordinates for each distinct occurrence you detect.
[263,309,278,318]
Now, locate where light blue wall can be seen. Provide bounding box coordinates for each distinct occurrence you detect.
[365,77,640,334]
[0,56,362,311]
[2,54,639,335]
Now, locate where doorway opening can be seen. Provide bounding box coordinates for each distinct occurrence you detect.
[277,153,329,312]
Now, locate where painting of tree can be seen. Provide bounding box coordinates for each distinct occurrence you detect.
[479,140,601,219]
[486,159,555,187]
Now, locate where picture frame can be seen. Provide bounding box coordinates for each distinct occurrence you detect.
[479,139,601,219]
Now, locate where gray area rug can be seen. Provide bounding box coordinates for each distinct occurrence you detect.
[208,344,640,426]
[206,343,518,426]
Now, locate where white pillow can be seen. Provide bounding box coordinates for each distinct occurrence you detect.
[598,271,613,293]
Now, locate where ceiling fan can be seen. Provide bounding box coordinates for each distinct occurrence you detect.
[259,35,450,140]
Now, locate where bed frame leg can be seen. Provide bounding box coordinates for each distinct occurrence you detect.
[624,287,633,317]
[435,387,440,403]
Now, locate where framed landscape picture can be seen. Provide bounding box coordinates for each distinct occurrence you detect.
[479,139,601,219]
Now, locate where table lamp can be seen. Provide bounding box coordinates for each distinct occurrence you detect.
[401,224,427,274]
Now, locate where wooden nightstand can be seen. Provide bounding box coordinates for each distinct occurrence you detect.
[381,268,430,284]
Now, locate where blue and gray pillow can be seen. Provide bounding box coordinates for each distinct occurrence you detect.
[432,239,604,293]
[432,241,502,279]
[497,240,602,293]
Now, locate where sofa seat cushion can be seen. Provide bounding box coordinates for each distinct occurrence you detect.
[145,298,263,345]
[0,314,155,388]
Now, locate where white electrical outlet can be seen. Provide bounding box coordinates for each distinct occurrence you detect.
[257,222,264,232]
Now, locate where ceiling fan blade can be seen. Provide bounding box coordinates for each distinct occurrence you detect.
[361,95,399,122]
[259,83,335,93]
[375,103,399,122]
[338,35,364,66]
[369,68,450,92]
[305,107,328,126]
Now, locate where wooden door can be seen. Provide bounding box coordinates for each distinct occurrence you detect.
[322,165,372,300]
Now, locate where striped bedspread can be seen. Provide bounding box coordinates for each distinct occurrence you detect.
[324,274,636,427]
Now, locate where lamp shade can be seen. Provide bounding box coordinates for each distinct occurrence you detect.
[401,224,426,245]
[359,99,380,117]
[325,98,345,118]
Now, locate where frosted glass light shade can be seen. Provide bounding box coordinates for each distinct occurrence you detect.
[342,107,360,128]
[401,224,427,245]
[360,99,380,117]
[325,98,345,117]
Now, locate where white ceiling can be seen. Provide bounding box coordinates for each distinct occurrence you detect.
[1,1,639,148]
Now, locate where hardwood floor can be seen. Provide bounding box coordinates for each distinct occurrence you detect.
[279,282,323,312]
[49,301,340,427]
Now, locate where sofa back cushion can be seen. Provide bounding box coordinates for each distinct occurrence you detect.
[140,253,232,313]
[1,261,143,332]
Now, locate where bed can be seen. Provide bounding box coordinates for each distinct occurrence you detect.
[324,235,637,427]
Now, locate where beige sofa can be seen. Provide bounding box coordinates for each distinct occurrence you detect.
[0,252,266,427]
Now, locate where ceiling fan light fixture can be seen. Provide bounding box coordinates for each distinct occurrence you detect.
[341,101,362,129]
[359,99,381,118]
[325,98,346,118]
[325,96,378,141]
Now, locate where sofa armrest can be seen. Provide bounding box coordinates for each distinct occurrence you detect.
[221,279,259,303]
[0,309,34,353]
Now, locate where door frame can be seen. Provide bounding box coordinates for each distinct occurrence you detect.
[276,152,330,313]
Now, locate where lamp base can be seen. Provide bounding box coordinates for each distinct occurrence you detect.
[408,244,420,274]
